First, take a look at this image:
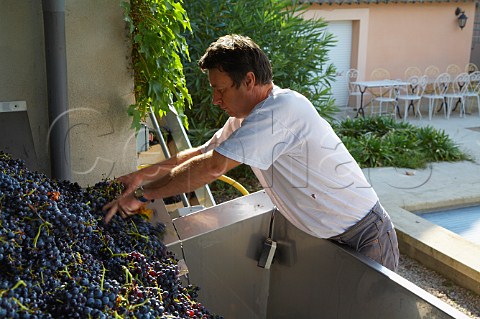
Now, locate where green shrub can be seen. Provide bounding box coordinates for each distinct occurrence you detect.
[182,0,337,146]
[332,117,472,169]
[415,126,468,162]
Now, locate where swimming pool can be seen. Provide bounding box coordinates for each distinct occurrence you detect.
[419,205,480,245]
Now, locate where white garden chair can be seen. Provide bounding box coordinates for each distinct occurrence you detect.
[397,75,428,120]
[444,72,470,118]
[464,71,480,116]
[346,68,370,109]
[421,73,451,120]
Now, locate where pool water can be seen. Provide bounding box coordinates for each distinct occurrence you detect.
[419,205,480,245]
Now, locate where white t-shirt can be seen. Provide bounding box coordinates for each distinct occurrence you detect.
[202,86,379,238]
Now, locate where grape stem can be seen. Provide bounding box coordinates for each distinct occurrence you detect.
[33,221,52,248]
[122,265,134,284]
[128,220,149,241]
[112,312,123,319]
[106,247,128,258]
[101,263,106,291]
[59,265,72,279]
[0,280,27,298]
[130,298,150,310]
[12,297,34,313]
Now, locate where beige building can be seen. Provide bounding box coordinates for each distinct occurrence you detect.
[300,0,477,105]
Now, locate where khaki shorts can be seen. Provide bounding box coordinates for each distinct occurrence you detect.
[330,202,399,272]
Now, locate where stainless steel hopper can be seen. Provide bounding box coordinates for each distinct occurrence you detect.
[149,191,469,319]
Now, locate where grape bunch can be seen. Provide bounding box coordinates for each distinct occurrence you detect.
[0,151,222,319]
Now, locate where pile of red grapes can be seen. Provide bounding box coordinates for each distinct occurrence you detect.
[0,152,222,319]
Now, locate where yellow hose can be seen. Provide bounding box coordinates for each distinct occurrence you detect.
[217,175,250,196]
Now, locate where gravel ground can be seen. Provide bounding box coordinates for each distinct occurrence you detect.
[397,254,480,318]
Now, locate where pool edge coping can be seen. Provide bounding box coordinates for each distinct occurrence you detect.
[385,202,480,296]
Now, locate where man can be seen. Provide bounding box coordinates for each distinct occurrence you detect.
[103,34,399,271]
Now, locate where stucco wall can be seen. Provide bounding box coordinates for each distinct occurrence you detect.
[366,3,475,79]
[0,0,137,187]
[65,0,137,186]
[304,2,476,80]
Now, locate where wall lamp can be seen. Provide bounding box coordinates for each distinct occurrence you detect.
[455,7,468,30]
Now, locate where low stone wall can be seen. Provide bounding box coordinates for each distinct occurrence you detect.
[387,204,480,296]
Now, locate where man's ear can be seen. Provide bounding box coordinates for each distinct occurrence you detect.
[244,72,256,89]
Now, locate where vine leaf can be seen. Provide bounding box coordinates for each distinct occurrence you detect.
[123,0,192,131]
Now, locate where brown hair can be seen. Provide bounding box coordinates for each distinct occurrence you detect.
[198,34,273,88]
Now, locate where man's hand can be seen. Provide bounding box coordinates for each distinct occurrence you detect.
[102,192,145,224]
[117,172,143,196]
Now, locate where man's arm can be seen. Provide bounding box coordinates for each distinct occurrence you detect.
[142,150,240,200]
[103,150,240,223]
[117,147,204,195]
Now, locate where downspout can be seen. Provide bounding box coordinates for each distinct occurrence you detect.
[42,0,71,181]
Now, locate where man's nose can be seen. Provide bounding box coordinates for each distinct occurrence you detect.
[212,92,221,105]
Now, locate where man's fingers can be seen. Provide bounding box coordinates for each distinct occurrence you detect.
[103,193,140,224]
[104,202,119,224]
[118,209,127,219]
[102,200,114,211]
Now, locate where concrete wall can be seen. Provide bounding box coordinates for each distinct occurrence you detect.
[0,0,137,187]
[65,0,137,186]
[304,2,476,80]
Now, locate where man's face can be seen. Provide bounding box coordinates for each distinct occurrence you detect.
[208,68,252,118]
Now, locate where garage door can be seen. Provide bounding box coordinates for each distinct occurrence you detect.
[325,20,352,107]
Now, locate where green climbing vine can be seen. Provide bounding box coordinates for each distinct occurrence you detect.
[122,0,192,130]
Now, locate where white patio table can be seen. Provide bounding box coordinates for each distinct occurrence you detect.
[351,79,409,118]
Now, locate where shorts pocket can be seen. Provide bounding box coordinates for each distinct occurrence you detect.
[358,238,382,265]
